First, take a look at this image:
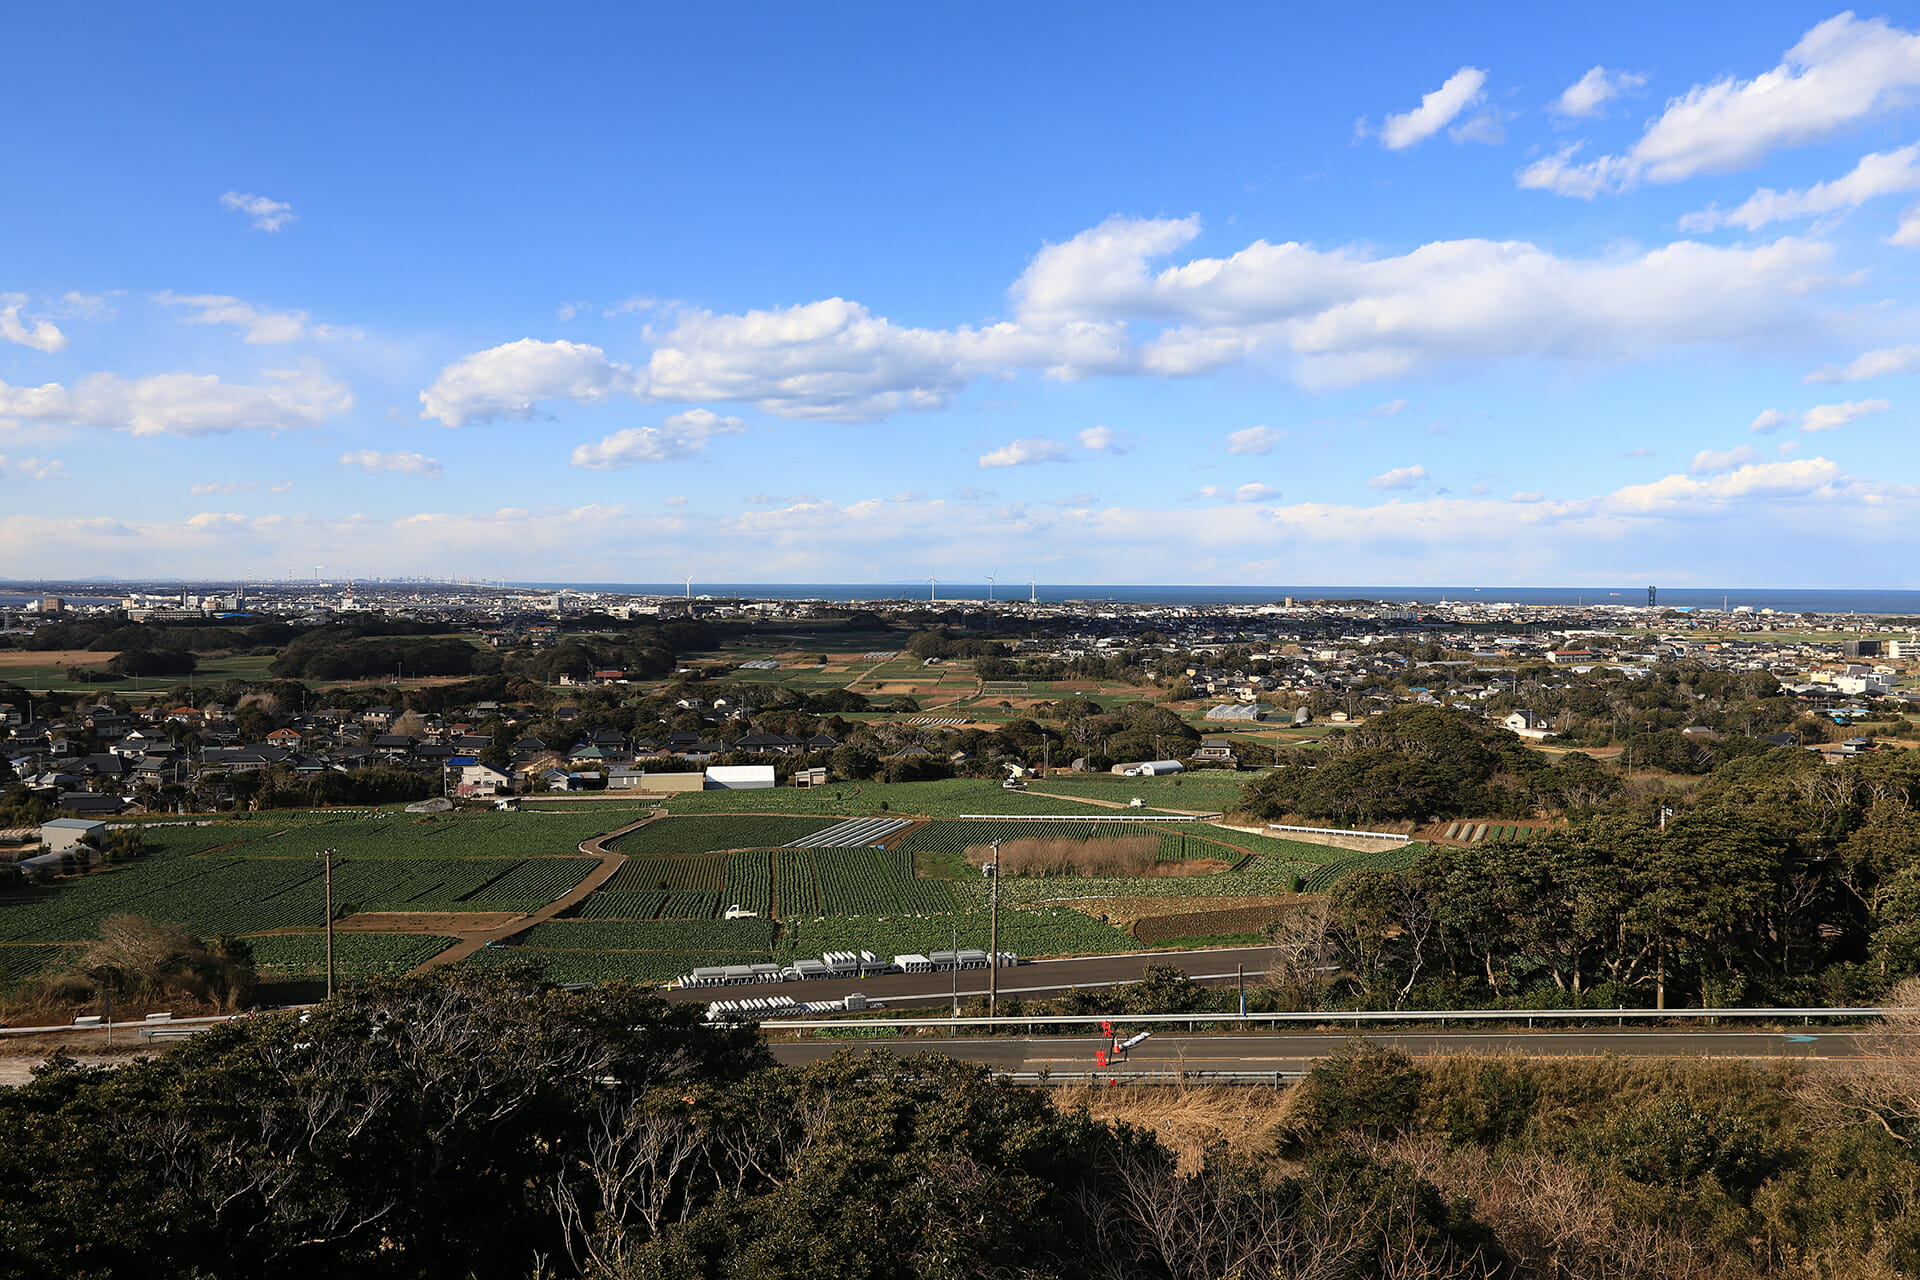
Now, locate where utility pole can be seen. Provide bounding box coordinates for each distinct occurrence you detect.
[987,839,1002,1017]
[950,920,960,1025]
[318,847,337,998]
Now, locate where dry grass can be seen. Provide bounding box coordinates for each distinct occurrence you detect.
[966,836,1223,878]
[1052,1081,1296,1173]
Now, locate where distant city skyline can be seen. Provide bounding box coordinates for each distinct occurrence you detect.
[4,4,1920,584]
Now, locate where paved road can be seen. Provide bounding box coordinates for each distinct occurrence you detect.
[766,1029,1867,1072]
[662,946,1280,1008]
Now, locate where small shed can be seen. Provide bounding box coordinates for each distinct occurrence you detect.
[40,817,106,854]
[705,764,776,790]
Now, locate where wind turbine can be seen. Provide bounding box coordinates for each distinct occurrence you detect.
[986,570,998,601]
[682,574,694,599]
[928,572,939,603]
[1029,574,1038,604]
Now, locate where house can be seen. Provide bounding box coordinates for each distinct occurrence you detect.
[1502,712,1554,740]
[1191,736,1240,768]
[791,766,829,787]
[455,762,513,797]
[266,728,303,747]
[56,793,126,816]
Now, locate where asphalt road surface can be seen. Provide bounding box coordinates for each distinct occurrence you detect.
[766,1029,1867,1073]
[663,946,1281,1009]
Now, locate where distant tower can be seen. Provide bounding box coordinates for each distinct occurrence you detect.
[1647,585,1657,608]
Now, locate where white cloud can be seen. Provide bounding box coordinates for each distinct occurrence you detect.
[0,294,67,353]
[1552,66,1646,119]
[155,292,311,344]
[1227,425,1285,455]
[53,292,116,322]
[1605,457,1849,512]
[1007,216,1843,387]
[420,339,636,427]
[219,190,296,231]
[637,297,1130,422]
[1376,67,1488,150]
[420,213,1853,425]
[1521,14,1920,197]
[568,408,747,469]
[0,455,64,481]
[1367,464,1428,490]
[1189,483,1280,503]
[1681,145,1920,231]
[340,449,444,477]
[1510,490,1545,503]
[1809,344,1920,382]
[191,480,256,495]
[1801,398,1890,431]
[604,296,661,318]
[8,452,1920,585]
[0,366,350,436]
[1077,425,1132,453]
[1893,204,1920,247]
[978,437,1070,468]
[1369,398,1408,417]
[1689,444,1757,475]
[1622,447,1654,458]
[1746,400,1890,433]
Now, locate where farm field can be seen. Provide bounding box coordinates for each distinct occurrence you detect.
[0,852,602,945]
[246,932,459,977]
[1300,844,1424,892]
[777,906,1140,960]
[0,808,629,971]
[892,818,1245,862]
[1027,774,1255,813]
[607,815,840,856]
[198,809,626,858]
[660,778,1204,818]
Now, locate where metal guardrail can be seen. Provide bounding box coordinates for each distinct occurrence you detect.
[993,1069,1307,1085]
[1266,822,1410,842]
[766,1006,1889,1032]
[956,813,1218,822]
[0,1012,254,1038]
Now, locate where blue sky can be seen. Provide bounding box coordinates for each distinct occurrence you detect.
[6,3,1920,586]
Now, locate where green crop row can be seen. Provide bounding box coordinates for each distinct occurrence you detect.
[518,918,778,952]
[777,907,1139,960]
[774,849,817,915]
[0,944,81,983]
[0,857,325,943]
[457,858,597,909]
[724,851,773,916]
[244,932,458,975]
[891,818,1219,855]
[609,816,841,856]
[661,779,1131,819]
[202,810,626,860]
[574,892,669,920]
[462,948,754,984]
[1300,844,1424,893]
[604,855,728,894]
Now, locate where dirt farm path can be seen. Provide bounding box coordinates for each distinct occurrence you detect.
[407,811,656,972]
